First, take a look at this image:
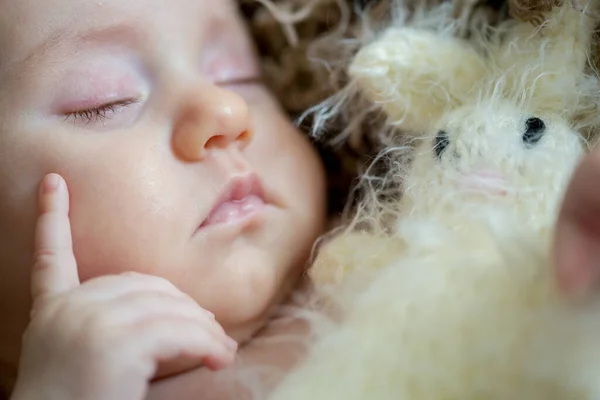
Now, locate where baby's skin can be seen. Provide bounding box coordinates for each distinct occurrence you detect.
[0,0,326,398]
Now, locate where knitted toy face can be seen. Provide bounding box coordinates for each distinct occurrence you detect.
[401,99,583,227]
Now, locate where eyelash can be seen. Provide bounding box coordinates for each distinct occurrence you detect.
[64,99,138,125]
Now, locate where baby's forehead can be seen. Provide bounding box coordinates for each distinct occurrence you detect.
[0,0,243,74]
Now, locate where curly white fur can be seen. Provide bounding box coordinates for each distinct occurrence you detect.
[264,1,600,399]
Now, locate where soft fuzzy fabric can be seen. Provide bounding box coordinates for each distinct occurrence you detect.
[253,1,600,398]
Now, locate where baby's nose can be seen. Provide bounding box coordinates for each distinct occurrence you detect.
[172,84,252,161]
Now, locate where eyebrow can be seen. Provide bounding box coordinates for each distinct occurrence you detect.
[15,23,145,69]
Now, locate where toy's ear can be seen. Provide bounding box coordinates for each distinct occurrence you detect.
[494,2,600,115]
[348,27,488,134]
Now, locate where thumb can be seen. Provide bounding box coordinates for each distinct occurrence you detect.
[553,151,600,299]
[31,173,80,305]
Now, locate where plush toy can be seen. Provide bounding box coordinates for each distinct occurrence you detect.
[265,1,600,398]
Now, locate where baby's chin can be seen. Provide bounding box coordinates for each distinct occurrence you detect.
[186,251,301,341]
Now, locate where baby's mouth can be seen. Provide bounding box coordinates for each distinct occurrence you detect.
[201,195,265,227]
[197,173,267,231]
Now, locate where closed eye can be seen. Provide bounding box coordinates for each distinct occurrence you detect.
[218,76,264,87]
[64,99,139,125]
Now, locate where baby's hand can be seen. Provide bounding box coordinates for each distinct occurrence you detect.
[10,174,237,400]
[554,150,600,299]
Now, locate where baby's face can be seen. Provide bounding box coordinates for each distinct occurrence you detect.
[0,0,326,357]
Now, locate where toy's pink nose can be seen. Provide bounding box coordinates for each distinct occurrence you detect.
[460,170,508,196]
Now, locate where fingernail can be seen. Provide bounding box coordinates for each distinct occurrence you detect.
[42,174,61,194]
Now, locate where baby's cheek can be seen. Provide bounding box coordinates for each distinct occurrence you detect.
[68,194,173,282]
[63,153,185,281]
[72,226,141,282]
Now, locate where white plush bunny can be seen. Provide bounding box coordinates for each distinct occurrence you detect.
[266,1,600,399]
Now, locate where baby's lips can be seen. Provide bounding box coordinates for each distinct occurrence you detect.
[459,169,508,196]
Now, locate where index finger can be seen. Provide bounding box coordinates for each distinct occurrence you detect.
[31,173,80,303]
[553,151,600,298]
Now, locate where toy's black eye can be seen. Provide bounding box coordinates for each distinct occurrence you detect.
[522,117,545,146]
[434,130,450,159]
